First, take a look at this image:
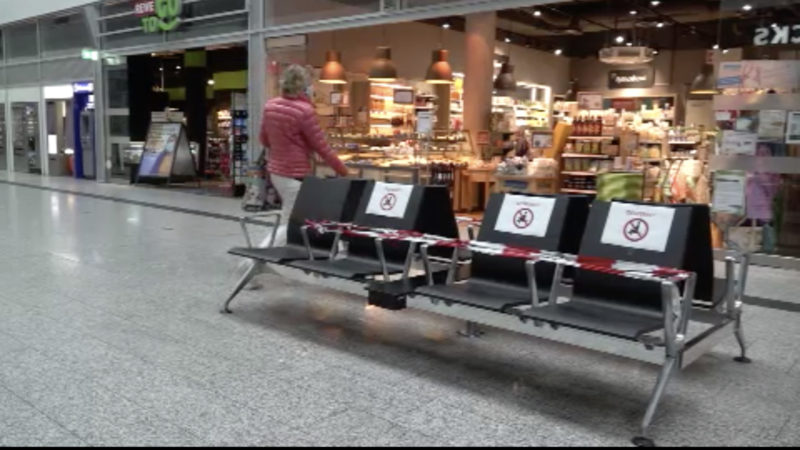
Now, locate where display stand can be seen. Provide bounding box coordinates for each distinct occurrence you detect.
[136,119,199,186]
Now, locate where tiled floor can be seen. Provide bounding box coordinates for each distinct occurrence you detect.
[0,175,798,447]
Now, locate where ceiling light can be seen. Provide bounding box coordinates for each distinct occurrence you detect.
[653,49,659,55]
[554,49,563,55]
[207,79,215,86]
[712,44,719,49]
[626,42,633,46]
[176,65,181,70]
[320,50,347,84]
[657,22,665,28]
[615,35,625,43]
[651,1,661,5]
[505,37,511,43]
[742,4,752,11]
[425,49,453,84]
[629,10,637,15]
[533,10,542,17]
[442,23,450,29]
[772,23,779,28]
[722,48,729,54]
[368,46,398,82]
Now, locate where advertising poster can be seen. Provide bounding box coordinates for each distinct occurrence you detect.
[758,110,787,139]
[720,130,758,155]
[786,111,800,144]
[717,62,743,89]
[712,170,746,215]
[138,122,181,177]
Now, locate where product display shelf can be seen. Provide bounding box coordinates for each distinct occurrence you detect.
[561,188,597,194]
[562,153,612,159]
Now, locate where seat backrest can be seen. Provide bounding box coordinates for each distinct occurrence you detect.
[472,193,591,288]
[349,181,458,263]
[572,200,711,314]
[287,177,368,250]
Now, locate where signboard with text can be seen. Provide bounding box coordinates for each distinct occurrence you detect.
[608,68,653,89]
[494,195,555,237]
[366,182,414,219]
[601,203,675,252]
[135,0,182,33]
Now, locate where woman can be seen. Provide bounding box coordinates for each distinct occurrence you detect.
[240,65,348,289]
[260,64,349,247]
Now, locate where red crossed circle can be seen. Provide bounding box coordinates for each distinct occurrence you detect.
[623,218,649,242]
[513,208,535,229]
[380,193,397,211]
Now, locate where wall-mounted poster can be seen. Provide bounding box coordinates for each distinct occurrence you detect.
[758,110,787,139]
[786,111,800,144]
[577,92,603,110]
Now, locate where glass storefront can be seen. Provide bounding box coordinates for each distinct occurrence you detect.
[11,102,40,174]
[0,102,6,171]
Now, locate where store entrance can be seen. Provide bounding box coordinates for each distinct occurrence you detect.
[126,44,249,197]
[45,98,73,177]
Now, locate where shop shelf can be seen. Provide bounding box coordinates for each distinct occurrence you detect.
[562,171,598,176]
[562,153,612,159]
[568,136,616,141]
[561,188,597,194]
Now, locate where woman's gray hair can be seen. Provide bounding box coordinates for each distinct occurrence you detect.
[281,64,310,96]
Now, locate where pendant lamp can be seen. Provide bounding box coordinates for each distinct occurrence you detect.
[689,64,716,95]
[494,60,517,92]
[564,79,578,101]
[425,49,453,84]
[368,46,397,82]
[494,26,517,92]
[320,50,347,84]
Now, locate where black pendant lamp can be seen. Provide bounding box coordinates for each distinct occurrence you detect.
[494,27,517,92]
[689,64,716,95]
[564,79,578,101]
[320,50,347,84]
[368,46,398,82]
[425,49,453,84]
[494,59,517,91]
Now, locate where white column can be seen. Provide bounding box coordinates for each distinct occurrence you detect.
[464,12,496,157]
[248,0,266,163]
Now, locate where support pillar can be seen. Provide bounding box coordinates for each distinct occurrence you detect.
[464,12,496,157]
[248,0,266,163]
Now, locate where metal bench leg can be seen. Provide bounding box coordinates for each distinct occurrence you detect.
[633,356,678,447]
[458,320,485,338]
[733,310,751,363]
[220,261,264,314]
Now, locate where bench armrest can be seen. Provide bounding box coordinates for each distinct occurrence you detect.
[240,212,282,248]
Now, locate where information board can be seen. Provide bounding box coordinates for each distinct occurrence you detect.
[366,182,413,219]
[494,195,555,237]
[601,203,675,252]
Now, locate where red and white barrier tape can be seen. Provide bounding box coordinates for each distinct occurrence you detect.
[305,220,691,283]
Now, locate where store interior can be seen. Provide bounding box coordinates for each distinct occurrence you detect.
[258,1,800,257]
[124,43,249,196]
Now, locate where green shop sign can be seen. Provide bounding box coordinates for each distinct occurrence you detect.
[135,0,182,33]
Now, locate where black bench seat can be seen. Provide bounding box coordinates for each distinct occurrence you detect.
[229,245,330,264]
[290,256,407,280]
[415,279,548,313]
[512,297,665,340]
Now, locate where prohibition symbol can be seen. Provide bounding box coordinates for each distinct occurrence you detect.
[380,193,397,211]
[513,208,534,229]
[623,218,649,242]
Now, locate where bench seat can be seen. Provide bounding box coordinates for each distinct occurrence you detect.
[512,297,666,340]
[415,279,550,313]
[289,256,407,280]
[228,245,330,264]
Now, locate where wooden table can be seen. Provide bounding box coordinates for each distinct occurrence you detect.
[463,168,496,211]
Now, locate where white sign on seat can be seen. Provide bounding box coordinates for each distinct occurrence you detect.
[365,182,414,219]
[601,203,675,252]
[494,194,556,237]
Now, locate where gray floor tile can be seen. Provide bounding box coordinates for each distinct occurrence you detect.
[2,176,800,447]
